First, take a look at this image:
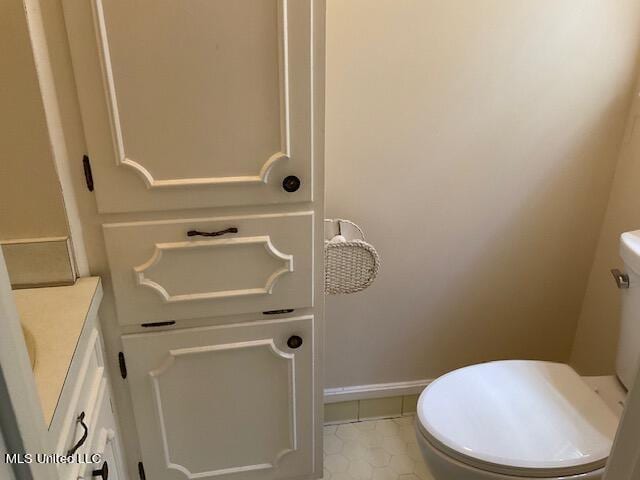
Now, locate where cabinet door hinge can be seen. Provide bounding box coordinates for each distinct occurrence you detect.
[138,462,146,480]
[82,155,94,192]
[118,352,127,379]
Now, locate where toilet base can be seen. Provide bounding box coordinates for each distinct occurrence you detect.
[415,424,605,480]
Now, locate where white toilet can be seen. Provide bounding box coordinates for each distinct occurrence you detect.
[414,230,640,480]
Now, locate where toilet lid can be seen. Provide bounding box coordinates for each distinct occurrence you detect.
[417,361,620,477]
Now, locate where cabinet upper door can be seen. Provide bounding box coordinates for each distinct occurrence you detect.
[122,316,314,480]
[63,0,313,213]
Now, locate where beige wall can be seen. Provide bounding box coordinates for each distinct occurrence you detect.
[325,0,640,388]
[0,0,67,241]
[571,89,640,376]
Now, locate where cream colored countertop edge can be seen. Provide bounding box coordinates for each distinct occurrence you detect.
[13,277,103,425]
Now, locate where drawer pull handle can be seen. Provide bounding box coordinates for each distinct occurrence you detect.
[187,227,238,238]
[67,412,88,456]
[263,309,295,315]
[92,461,109,480]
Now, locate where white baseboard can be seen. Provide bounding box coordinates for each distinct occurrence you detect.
[324,379,432,404]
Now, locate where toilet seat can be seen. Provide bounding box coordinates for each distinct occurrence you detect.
[416,360,619,478]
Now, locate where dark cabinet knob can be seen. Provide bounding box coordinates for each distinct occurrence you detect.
[92,461,109,480]
[287,335,303,349]
[282,175,301,193]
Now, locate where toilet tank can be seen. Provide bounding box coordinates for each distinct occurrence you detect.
[617,231,640,390]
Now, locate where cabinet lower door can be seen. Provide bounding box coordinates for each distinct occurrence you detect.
[122,316,314,480]
[78,379,127,480]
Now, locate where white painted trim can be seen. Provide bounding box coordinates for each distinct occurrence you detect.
[0,248,58,480]
[149,339,296,478]
[0,236,68,245]
[324,379,432,404]
[0,426,15,480]
[22,0,90,277]
[133,236,294,303]
[54,329,100,454]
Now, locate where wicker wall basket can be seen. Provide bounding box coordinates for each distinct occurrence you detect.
[324,219,380,295]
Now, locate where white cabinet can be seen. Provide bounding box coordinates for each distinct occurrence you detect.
[103,212,314,326]
[78,381,127,480]
[53,329,105,476]
[63,0,314,213]
[61,1,324,479]
[122,316,314,480]
[42,291,128,480]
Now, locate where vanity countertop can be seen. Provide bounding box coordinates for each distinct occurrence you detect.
[13,277,103,425]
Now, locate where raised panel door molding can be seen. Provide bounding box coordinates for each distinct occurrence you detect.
[102,212,314,325]
[122,316,314,480]
[150,339,296,478]
[63,0,314,212]
[91,0,291,190]
[134,236,294,303]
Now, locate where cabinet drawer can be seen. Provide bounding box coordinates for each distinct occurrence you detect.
[103,212,314,326]
[53,329,105,460]
[122,315,314,480]
[78,382,126,480]
[57,375,105,480]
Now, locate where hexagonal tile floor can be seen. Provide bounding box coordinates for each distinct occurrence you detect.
[322,416,434,480]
